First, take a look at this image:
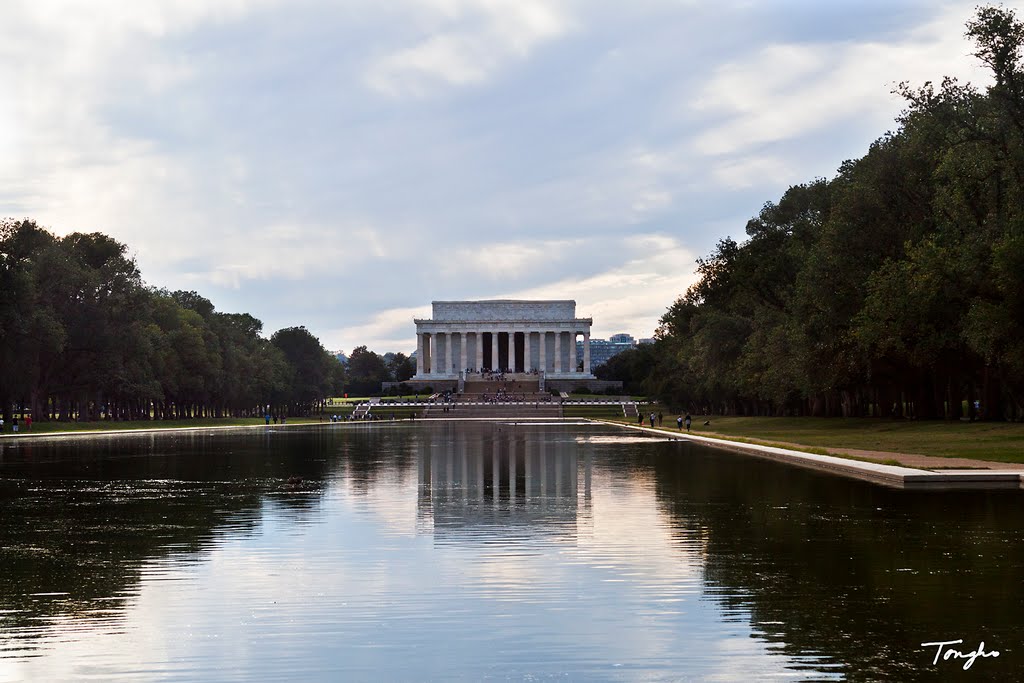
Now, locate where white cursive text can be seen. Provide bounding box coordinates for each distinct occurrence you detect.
[920,639,1000,670]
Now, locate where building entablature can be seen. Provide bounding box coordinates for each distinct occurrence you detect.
[414,319,592,333]
[431,300,576,322]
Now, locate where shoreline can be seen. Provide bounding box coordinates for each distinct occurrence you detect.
[601,420,1024,490]
[3,417,1022,490]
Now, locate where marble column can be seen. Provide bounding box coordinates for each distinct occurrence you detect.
[569,332,577,374]
[435,332,445,376]
[539,331,547,373]
[416,332,424,376]
[444,332,452,374]
[476,332,484,371]
[460,332,468,373]
[438,331,446,374]
[524,332,533,372]
[583,330,591,375]
[557,331,565,374]
[424,333,432,375]
[491,332,499,372]
[507,331,515,372]
[444,331,452,374]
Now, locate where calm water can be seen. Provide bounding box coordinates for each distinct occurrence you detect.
[0,422,1021,681]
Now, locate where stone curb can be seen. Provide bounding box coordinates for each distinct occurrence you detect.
[596,420,1024,491]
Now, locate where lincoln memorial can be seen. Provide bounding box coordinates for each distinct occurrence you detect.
[412,300,596,381]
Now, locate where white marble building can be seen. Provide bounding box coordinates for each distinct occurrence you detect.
[412,300,595,380]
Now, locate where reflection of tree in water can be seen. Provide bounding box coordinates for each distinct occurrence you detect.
[633,443,1024,681]
[332,425,417,495]
[0,428,341,646]
[0,479,265,635]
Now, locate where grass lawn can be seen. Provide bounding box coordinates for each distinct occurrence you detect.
[357,406,423,419]
[1,416,324,436]
[603,416,1024,463]
[563,404,629,419]
[0,410,438,437]
[328,395,431,404]
[561,394,643,401]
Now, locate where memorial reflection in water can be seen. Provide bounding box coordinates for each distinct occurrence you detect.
[416,422,592,536]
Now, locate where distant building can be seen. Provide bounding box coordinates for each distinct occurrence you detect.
[638,338,655,345]
[412,299,596,378]
[576,333,637,370]
[385,299,622,394]
[335,351,348,365]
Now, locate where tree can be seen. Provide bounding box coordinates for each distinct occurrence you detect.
[387,352,416,383]
[346,346,390,396]
[271,326,343,415]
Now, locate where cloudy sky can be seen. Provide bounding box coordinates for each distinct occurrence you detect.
[0,0,1014,355]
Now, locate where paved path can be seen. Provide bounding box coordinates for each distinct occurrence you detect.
[614,424,1022,471]
[817,447,1023,471]
[704,436,1023,471]
[602,421,1024,490]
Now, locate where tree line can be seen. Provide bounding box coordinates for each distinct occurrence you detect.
[601,6,1024,421]
[345,346,415,397]
[0,219,350,422]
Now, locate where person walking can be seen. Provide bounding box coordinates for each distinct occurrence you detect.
[11,417,18,434]
[649,412,656,428]
[684,413,692,432]
[677,415,683,430]
[657,412,663,426]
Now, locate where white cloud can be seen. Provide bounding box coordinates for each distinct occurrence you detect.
[711,156,795,190]
[364,0,573,97]
[332,234,699,352]
[692,4,996,157]
[450,239,579,280]
[178,222,402,289]
[484,143,694,233]
[327,304,433,355]
[506,234,699,339]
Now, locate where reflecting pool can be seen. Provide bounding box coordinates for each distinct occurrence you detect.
[0,422,1021,681]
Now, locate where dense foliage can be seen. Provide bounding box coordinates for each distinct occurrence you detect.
[621,6,1024,420]
[0,220,346,421]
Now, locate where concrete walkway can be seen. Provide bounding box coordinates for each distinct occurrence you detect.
[602,420,1024,490]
